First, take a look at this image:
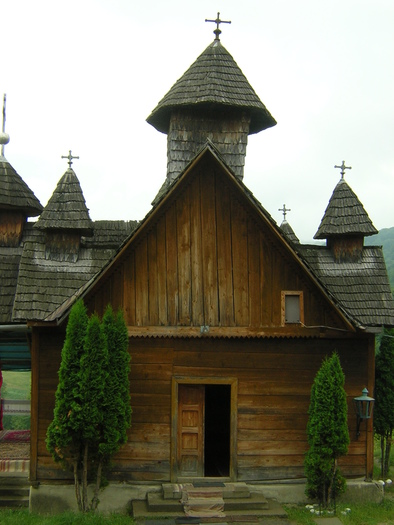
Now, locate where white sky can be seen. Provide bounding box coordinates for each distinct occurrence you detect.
[1,0,393,242]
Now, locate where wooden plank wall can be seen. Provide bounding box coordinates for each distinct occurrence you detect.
[33,331,371,483]
[86,164,344,331]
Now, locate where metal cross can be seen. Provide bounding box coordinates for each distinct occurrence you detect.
[278,204,291,221]
[334,160,352,179]
[61,150,79,168]
[205,12,231,40]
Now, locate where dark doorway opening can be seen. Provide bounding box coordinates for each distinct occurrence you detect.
[204,384,231,477]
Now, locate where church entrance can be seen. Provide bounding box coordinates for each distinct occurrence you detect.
[176,382,232,479]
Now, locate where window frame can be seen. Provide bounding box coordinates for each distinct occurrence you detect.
[281,291,304,326]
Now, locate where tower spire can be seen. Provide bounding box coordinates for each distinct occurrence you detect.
[0,94,10,157]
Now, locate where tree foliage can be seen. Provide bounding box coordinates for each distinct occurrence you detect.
[46,300,131,512]
[305,352,350,507]
[374,327,394,479]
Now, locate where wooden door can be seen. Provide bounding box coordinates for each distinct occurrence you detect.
[178,384,204,477]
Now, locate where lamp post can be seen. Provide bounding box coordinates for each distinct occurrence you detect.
[353,388,374,439]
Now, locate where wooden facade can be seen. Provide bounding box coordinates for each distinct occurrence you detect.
[30,148,375,484]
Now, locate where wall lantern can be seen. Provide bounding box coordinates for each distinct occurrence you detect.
[353,388,374,438]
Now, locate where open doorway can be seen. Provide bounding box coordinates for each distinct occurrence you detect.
[176,382,232,479]
[204,384,231,477]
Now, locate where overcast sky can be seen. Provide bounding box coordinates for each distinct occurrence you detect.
[1,0,393,242]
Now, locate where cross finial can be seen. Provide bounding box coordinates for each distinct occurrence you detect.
[334,160,352,180]
[61,150,79,168]
[278,204,291,221]
[205,12,231,40]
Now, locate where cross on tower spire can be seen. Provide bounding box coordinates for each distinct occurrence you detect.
[61,150,79,168]
[278,204,291,221]
[0,94,10,157]
[205,12,231,40]
[334,160,352,179]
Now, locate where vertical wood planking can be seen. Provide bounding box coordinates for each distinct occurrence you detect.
[156,217,168,325]
[166,206,179,324]
[190,174,204,326]
[123,252,136,326]
[216,178,235,326]
[135,238,149,325]
[147,229,159,324]
[177,187,192,325]
[231,197,249,326]
[200,168,219,326]
[111,266,124,311]
[248,218,261,327]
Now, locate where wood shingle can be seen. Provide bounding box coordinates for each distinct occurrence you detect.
[34,168,94,235]
[314,178,378,239]
[0,156,43,216]
[146,39,276,135]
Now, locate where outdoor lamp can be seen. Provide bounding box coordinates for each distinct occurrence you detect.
[353,388,374,438]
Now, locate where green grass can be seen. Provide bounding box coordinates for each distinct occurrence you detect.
[1,371,31,429]
[286,499,394,525]
[0,510,136,524]
[1,371,31,399]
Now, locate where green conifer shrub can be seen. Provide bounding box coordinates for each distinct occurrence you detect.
[305,352,350,508]
[46,300,131,512]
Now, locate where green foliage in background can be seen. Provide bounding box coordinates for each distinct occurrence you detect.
[374,327,394,479]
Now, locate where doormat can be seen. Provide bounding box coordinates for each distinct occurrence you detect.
[0,430,30,443]
[181,487,225,518]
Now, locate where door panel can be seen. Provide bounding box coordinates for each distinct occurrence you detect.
[178,384,204,477]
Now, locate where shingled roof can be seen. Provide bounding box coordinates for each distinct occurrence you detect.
[12,220,137,321]
[0,155,43,216]
[280,220,299,244]
[34,168,94,236]
[297,244,394,328]
[314,178,378,240]
[146,39,276,135]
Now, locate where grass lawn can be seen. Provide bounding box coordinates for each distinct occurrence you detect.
[286,497,394,525]
[0,510,136,524]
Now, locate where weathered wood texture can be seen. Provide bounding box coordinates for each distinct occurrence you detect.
[0,211,25,247]
[85,160,346,332]
[167,111,250,181]
[32,333,372,483]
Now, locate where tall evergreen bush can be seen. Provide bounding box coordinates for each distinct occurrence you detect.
[305,352,350,507]
[46,300,131,512]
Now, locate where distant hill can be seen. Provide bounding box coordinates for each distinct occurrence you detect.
[365,227,394,293]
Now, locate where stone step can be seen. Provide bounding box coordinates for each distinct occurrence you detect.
[163,482,251,500]
[0,488,30,508]
[0,480,30,509]
[147,491,269,512]
[132,497,288,522]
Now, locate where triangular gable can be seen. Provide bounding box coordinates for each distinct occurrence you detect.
[43,144,356,336]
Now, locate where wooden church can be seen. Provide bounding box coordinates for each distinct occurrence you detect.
[1,20,394,491]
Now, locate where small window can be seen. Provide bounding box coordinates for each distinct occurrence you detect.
[281,291,304,325]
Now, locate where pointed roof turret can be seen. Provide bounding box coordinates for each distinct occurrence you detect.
[314,166,377,240]
[35,167,93,236]
[0,157,43,216]
[147,38,276,135]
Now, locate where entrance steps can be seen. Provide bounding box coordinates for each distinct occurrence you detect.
[131,482,290,523]
[0,477,30,509]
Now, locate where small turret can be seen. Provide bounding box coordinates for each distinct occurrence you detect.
[34,152,93,262]
[314,162,377,262]
[0,95,43,246]
[147,14,276,188]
